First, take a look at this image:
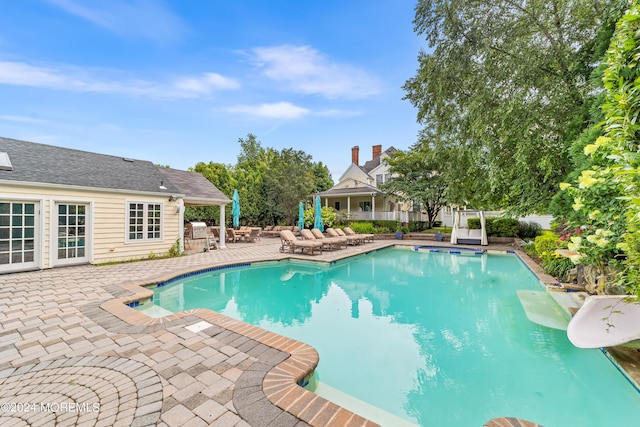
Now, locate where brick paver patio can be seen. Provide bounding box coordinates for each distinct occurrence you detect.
[0,237,637,427]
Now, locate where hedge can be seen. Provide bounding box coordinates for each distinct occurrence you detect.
[468,217,524,237]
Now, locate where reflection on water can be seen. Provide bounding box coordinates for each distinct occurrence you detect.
[150,249,639,427]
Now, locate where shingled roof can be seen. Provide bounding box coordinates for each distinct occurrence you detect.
[0,137,228,207]
[156,167,230,205]
[0,137,181,195]
[361,146,397,173]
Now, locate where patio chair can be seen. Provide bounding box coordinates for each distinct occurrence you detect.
[280,230,323,255]
[343,226,374,243]
[244,227,261,243]
[327,227,362,245]
[226,228,240,243]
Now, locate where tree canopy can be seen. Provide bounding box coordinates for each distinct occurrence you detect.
[405,0,626,214]
[185,133,333,227]
[560,2,640,297]
[381,141,448,228]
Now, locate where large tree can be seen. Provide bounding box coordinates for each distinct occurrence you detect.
[262,148,316,225]
[381,142,448,228]
[185,161,234,223]
[405,0,626,214]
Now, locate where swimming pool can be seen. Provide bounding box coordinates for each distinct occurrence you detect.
[139,248,640,426]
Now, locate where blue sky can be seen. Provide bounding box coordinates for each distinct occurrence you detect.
[0,0,424,182]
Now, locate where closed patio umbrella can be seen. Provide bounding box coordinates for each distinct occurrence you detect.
[232,189,240,228]
[298,202,305,231]
[313,195,324,231]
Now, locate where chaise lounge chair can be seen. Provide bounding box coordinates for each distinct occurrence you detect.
[279,230,323,255]
[343,226,374,243]
[244,227,261,242]
[327,227,362,245]
[301,229,347,250]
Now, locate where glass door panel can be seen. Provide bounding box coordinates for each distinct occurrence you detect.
[55,203,88,264]
[0,201,37,271]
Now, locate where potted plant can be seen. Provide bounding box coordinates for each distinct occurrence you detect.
[395,227,404,240]
[434,231,444,242]
[395,225,409,240]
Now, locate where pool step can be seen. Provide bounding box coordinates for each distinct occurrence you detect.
[517,290,570,331]
[311,380,419,427]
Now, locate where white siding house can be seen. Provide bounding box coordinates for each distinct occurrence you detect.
[317,145,425,222]
[0,137,229,273]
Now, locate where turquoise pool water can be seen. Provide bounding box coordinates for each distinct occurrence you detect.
[140,248,640,426]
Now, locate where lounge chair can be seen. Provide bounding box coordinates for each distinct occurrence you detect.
[244,227,261,242]
[226,228,240,243]
[343,226,374,243]
[280,230,323,255]
[301,229,346,250]
[263,225,282,237]
[327,227,362,245]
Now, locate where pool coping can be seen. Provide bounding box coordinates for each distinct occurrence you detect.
[98,241,639,426]
[99,249,392,427]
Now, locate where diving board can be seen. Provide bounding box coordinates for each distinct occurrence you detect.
[567,295,640,348]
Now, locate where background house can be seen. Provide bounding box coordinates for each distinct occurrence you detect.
[316,145,427,222]
[0,137,228,273]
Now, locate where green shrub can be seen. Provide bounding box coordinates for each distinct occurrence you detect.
[491,218,520,237]
[373,220,400,230]
[350,220,397,234]
[541,253,575,280]
[518,221,542,239]
[349,222,375,234]
[533,232,561,257]
[409,221,428,232]
[468,218,481,229]
[467,217,520,237]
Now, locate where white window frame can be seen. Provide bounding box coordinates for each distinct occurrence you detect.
[126,201,163,243]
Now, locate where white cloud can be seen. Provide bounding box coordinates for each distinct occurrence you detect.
[249,45,381,99]
[0,115,51,124]
[225,102,310,119]
[0,61,239,99]
[173,73,240,94]
[47,0,188,42]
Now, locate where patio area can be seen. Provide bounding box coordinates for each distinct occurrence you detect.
[0,237,637,426]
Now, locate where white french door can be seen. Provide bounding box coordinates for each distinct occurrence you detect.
[0,201,39,272]
[55,202,90,265]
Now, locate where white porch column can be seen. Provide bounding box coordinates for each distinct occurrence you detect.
[219,205,226,249]
[324,197,328,208]
[371,194,375,221]
[347,196,351,218]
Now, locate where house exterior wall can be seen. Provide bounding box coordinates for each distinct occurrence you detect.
[0,183,180,272]
[337,165,372,187]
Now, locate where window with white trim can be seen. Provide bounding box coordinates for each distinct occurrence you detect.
[127,202,162,241]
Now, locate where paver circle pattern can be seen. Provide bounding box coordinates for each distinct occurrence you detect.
[0,356,162,427]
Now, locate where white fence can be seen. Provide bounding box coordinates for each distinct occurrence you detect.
[344,209,553,229]
[345,211,427,223]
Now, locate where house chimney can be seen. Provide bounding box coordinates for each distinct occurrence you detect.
[372,145,382,159]
[351,146,359,164]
